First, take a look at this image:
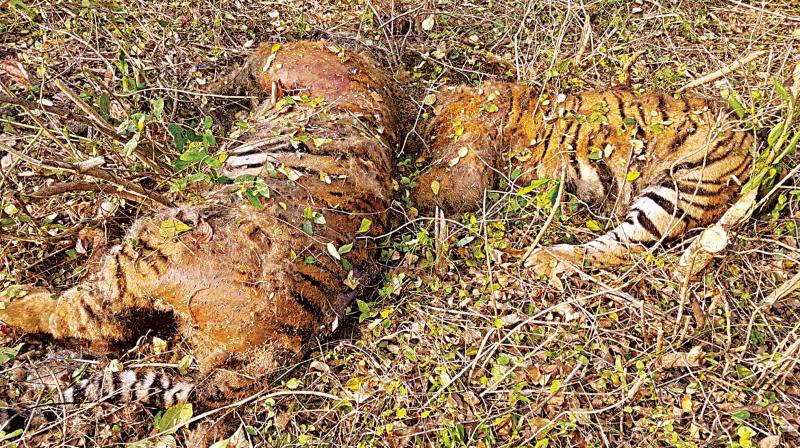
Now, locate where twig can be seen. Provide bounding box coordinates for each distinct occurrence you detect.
[52,79,118,136]
[52,79,167,174]
[622,50,646,87]
[1,143,173,207]
[433,207,448,276]
[0,94,125,143]
[522,164,566,261]
[763,271,800,309]
[676,51,767,93]
[27,180,162,207]
[674,188,757,281]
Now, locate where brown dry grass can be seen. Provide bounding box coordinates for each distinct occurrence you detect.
[1,1,799,447]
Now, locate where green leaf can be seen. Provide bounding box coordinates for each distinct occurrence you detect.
[285,378,300,390]
[179,147,208,163]
[168,124,186,151]
[0,344,23,365]
[455,235,475,247]
[155,403,193,433]
[151,97,165,118]
[356,218,372,234]
[122,133,140,157]
[726,94,745,119]
[549,379,561,394]
[245,189,263,209]
[731,410,750,422]
[208,439,230,448]
[622,117,636,127]
[486,104,499,113]
[768,122,784,147]
[625,170,641,182]
[356,299,370,314]
[0,429,23,441]
[585,219,603,231]
[159,218,192,239]
[302,220,313,236]
[338,243,353,255]
[773,78,791,101]
[177,355,193,376]
[403,347,417,362]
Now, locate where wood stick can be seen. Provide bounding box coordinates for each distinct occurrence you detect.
[676,50,767,93]
[27,180,163,207]
[1,143,173,207]
[53,79,118,136]
[764,271,800,309]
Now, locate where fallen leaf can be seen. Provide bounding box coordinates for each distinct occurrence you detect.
[431,180,440,196]
[626,170,641,182]
[0,59,30,88]
[159,218,192,239]
[421,15,435,31]
[759,435,781,448]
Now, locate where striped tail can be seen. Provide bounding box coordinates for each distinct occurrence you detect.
[1,369,193,435]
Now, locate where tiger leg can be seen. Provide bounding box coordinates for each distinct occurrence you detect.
[0,285,129,351]
[414,128,501,215]
[524,135,753,274]
[523,184,691,273]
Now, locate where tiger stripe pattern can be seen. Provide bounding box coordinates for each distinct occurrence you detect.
[1,369,193,433]
[0,41,406,414]
[413,82,754,271]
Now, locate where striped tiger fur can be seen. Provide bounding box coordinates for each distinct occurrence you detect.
[413,82,754,272]
[1,368,192,433]
[0,40,406,421]
[0,40,756,434]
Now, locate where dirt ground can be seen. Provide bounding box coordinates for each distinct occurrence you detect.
[1,0,799,447]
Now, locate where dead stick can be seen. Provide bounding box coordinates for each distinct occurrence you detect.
[0,94,126,143]
[676,51,767,93]
[27,180,162,207]
[53,79,118,136]
[1,143,172,207]
[522,164,566,260]
[623,50,646,87]
[764,271,800,309]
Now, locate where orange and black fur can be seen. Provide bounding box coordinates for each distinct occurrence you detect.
[414,83,754,272]
[1,41,755,429]
[1,41,407,409]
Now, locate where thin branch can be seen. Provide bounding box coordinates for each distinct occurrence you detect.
[676,50,768,93]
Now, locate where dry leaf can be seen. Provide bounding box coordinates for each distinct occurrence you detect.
[326,241,341,260]
[759,435,781,448]
[109,99,131,121]
[430,180,440,196]
[0,59,31,88]
[421,15,435,31]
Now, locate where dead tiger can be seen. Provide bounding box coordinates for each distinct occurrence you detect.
[1,41,756,431]
[413,82,754,274]
[0,41,407,411]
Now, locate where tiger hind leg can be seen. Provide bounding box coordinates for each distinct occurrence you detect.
[523,182,709,275]
[0,286,128,351]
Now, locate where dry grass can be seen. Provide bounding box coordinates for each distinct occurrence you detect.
[1,0,799,447]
